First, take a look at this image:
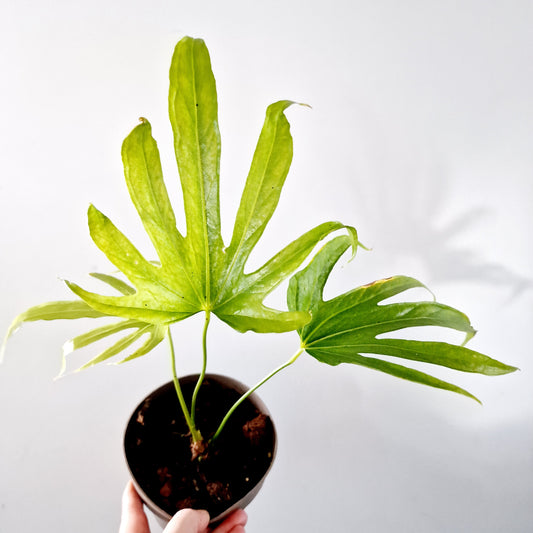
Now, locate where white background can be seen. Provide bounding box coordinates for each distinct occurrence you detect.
[1,1,532,531]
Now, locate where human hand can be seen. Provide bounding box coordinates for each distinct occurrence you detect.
[119,480,248,533]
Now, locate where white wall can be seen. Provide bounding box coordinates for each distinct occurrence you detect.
[1,1,531,531]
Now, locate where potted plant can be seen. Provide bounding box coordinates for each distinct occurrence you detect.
[2,36,517,526]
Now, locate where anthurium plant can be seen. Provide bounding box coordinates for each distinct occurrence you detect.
[2,36,516,455]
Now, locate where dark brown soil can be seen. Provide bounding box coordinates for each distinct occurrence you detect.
[124,377,275,518]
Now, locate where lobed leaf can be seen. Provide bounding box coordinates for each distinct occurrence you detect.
[288,236,517,399]
[3,37,362,371]
[67,38,359,336]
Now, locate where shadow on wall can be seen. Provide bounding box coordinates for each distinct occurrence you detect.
[351,160,530,298]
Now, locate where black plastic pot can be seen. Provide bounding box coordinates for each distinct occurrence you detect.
[124,374,277,527]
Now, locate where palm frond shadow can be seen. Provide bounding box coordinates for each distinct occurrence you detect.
[352,162,530,297]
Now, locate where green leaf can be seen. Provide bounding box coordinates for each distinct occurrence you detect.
[89,273,136,295]
[219,100,300,296]
[1,298,167,373]
[169,36,223,304]
[59,318,165,375]
[3,33,516,401]
[217,222,360,333]
[65,280,197,324]
[4,37,361,372]
[312,349,481,402]
[65,36,358,335]
[116,324,167,364]
[65,204,199,323]
[121,119,196,298]
[1,300,109,361]
[288,236,517,400]
[75,323,166,372]
[6,300,108,326]
[63,319,147,355]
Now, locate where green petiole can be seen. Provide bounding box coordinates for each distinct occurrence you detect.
[168,329,202,443]
[190,311,210,427]
[210,345,305,443]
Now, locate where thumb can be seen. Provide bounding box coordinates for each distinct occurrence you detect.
[164,509,211,533]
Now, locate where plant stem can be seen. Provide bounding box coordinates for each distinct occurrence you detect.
[190,310,210,426]
[210,345,305,443]
[168,328,202,443]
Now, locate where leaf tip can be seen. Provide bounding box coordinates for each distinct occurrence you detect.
[0,316,24,363]
[63,278,74,291]
[457,385,482,404]
[0,330,14,363]
[62,339,75,357]
[53,370,66,382]
[461,329,477,346]
[0,340,7,365]
[344,225,370,261]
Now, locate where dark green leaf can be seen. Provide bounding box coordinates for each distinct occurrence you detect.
[288,236,517,399]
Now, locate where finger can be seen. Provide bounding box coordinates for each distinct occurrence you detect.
[164,508,210,533]
[218,526,245,533]
[227,527,245,533]
[211,510,248,533]
[119,481,151,533]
